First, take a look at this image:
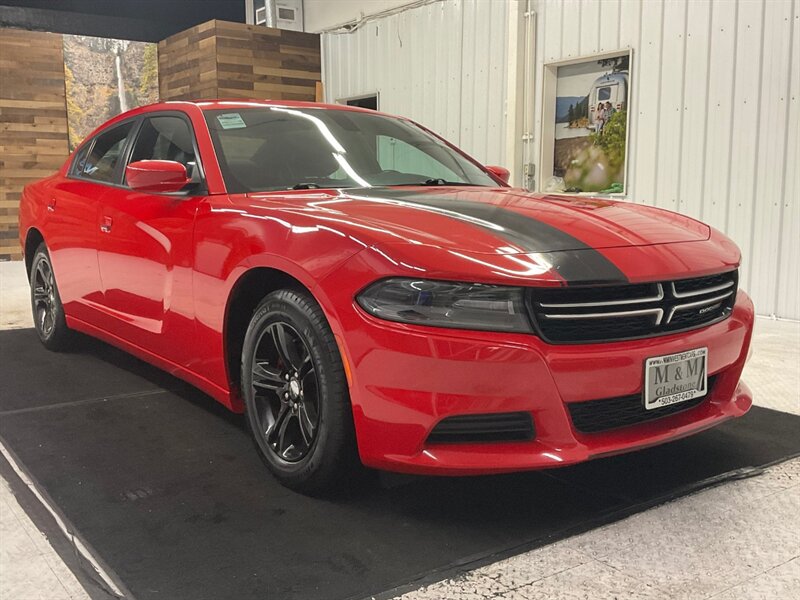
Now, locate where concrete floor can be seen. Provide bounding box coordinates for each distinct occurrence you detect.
[397,459,800,600]
[0,260,798,600]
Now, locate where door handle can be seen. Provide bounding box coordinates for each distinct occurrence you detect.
[100,216,113,233]
[47,199,56,212]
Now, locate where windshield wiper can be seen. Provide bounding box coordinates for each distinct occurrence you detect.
[291,182,322,190]
[390,179,485,187]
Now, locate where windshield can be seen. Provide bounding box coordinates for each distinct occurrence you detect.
[203,107,497,193]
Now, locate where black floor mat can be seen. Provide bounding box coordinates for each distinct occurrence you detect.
[1,328,798,600]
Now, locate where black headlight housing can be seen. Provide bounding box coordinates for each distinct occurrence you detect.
[356,278,533,333]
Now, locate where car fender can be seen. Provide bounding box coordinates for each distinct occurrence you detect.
[191,202,370,401]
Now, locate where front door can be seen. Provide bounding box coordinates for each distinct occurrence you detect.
[95,113,204,365]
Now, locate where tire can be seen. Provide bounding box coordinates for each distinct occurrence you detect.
[241,289,360,495]
[30,243,72,351]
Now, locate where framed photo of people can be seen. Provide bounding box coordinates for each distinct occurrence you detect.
[540,49,632,195]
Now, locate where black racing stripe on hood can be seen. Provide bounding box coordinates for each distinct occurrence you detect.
[538,249,628,285]
[352,188,628,284]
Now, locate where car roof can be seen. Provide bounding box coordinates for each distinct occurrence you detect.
[76,99,401,149]
[196,98,380,113]
[129,98,394,118]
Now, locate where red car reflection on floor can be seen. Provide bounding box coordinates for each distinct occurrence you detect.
[19,100,753,493]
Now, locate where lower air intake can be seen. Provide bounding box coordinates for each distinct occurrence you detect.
[427,412,535,444]
[568,376,718,434]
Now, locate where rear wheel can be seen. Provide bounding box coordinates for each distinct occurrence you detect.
[30,243,72,351]
[241,289,359,494]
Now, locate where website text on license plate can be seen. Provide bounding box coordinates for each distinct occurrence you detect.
[644,348,708,410]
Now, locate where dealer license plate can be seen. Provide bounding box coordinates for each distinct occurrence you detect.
[644,348,708,411]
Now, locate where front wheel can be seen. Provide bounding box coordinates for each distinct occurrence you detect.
[241,289,360,494]
[30,243,72,351]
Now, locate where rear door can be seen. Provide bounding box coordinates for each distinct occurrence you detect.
[95,112,205,364]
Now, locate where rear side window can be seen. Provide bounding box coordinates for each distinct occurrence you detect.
[128,116,200,181]
[81,122,135,183]
[70,143,91,176]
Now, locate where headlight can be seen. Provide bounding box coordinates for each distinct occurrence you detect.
[356,278,532,333]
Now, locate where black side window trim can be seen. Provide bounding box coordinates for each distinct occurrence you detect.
[67,117,141,187]
[123,111,207,195]
[66,111,207,194]
[69,139,94,177]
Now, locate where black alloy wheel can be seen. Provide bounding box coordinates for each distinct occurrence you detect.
[30,243,71,350]
[32,254,56,336]
[241,289,360,494]
[251,321,320,462]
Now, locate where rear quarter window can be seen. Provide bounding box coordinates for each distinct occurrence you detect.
[76,121,135,184]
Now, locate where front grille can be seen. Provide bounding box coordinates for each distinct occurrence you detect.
[427,412,535,444]
[569,376,718,433]
[528,270,738,343]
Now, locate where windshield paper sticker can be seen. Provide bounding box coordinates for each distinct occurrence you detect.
[216,113,247,129]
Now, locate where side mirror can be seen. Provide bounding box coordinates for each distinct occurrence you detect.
[485,165,510,185]
[126,160,190,193]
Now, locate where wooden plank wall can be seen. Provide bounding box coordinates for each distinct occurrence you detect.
[0,28,70,261]
[157,20,218,100]
[0,20,319,261]
[159,20,320,102]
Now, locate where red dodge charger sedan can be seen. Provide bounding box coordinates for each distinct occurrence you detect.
[19,100,754,493]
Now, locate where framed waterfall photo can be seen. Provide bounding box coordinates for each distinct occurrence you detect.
[63,35,159,150]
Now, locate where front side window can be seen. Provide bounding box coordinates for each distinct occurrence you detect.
[128,115,200,183]
[204,107,497,193]
[81,122,134,183]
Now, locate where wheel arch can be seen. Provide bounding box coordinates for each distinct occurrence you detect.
[223,266,319,407]
[24,227,45,281]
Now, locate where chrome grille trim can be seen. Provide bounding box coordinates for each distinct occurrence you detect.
[671,279,734,298]
[539,284,664,308]
[543,307,664,325]
[527,270,738,343]
[665,291,734,322]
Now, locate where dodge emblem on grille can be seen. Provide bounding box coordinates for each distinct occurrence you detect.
[530,271,737,343]
[698,303,721,314]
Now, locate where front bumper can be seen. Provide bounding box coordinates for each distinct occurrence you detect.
[339,290,755,475]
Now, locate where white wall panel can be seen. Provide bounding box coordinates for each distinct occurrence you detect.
[776,3,799,319]
[748,0,795,315]
[632,0,664,202]
[597,0,620,53]
[321,0,509,167]
[653,0,686,211]
[726,0,764,297]
[532,0,799,319]
[321,0,797,318]
[561,0,582,57]
[543,0,563,61]
[579,0,601,56]
[700,0,737,230]
[676,0,712,220]
[616,0,642,193]
[304,0,413,32]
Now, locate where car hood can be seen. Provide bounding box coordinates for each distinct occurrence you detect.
[247,186,710,255]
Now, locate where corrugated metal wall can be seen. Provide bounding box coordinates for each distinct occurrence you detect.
[532,0,799,319]
[321,0,798,319]
[321,0,511,167]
